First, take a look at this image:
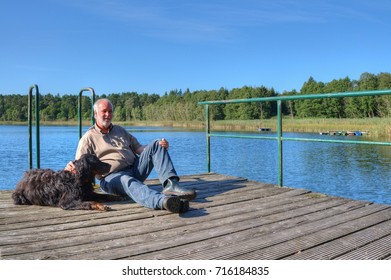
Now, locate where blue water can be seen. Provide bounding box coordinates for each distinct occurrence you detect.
[1,125,390,204]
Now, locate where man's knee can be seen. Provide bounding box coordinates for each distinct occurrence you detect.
[144,140,164,153]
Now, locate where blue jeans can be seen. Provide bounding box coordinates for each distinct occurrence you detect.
[100,140,178,209]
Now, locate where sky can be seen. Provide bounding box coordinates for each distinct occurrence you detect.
[1,0,390,96]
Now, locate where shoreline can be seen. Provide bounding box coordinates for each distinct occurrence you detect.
[1,117,390,140]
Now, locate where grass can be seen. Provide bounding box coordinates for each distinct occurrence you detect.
[207,117,391,140]
[2,117,390,140]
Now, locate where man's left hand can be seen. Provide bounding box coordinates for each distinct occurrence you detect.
[159,138,169,149]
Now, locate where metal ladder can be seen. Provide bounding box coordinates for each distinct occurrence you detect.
[28,85,95,169]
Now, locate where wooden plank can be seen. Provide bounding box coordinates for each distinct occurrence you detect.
[284,220,391,259]
[128,199,364,260]
[0,179,286,234]
[65,198,344,260]
[335,234,391,260]
[174,204,389,259]
[1,188,314,259]
[56,198,352,260]
[231,208,391,259]
[1,173,390,260]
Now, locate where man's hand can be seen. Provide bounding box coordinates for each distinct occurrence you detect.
[136,138,169,155]
[159,138,169,149]
[65,161,76,172]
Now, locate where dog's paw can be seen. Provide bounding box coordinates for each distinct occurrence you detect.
[92,202,112,211]
[101,204,112,211]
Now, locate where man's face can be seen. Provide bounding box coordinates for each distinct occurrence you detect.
[95,100,113,129]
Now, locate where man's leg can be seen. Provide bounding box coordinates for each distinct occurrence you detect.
[100,169,189,213]
[135,140,196,200]
[100,170,163,209]
[134,139,177,183]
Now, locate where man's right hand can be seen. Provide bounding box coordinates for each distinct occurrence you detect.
[65,161,76,172]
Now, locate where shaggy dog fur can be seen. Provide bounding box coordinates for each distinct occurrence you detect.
[12,154,122,211]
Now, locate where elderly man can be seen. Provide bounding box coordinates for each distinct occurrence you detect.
[66,98,196,213]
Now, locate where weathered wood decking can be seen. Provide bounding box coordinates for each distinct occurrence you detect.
[1,173,390,260]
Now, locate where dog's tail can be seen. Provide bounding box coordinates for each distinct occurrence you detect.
[12,191,30,205]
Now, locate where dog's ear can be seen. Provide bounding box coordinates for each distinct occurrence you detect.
[85,154,100,166]
[74,155,96,185]
[73,157,86,175]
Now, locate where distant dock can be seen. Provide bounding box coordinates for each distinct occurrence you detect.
[258,127,272,132]
[1,173,390,260]
[319,130,369,136]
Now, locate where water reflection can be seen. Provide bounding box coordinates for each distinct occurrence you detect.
[283,140,390,204]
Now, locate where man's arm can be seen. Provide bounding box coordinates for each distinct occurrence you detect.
[134,144,147,155]
[134,138,169,155]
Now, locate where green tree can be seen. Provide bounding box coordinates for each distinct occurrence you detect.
[323,77,352,118]
[1,71,390,123]
[376,72,391,117]
[295,77,325,117]
[281,90,298,118]
[357,72,378,117]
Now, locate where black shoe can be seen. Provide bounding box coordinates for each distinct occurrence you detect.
[163,196,189,213]
[163,178,197,201]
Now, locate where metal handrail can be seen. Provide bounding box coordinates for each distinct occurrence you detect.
[78,87,96,139]
[28,84,40,169]
[27,85,96,170]
[198,89,391,187]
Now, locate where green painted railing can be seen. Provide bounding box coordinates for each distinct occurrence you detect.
[27,85,96,169]
[78,87,96,139]
[198,89,391,187]
[28,84,40,169]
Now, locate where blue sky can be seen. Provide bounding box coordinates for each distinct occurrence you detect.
[1,0,390,95]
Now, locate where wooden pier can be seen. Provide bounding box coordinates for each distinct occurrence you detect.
[1,173,390,260]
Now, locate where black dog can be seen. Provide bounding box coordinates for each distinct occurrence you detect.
[12,154,122,211]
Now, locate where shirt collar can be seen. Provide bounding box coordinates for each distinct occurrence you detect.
[95,123,113,134]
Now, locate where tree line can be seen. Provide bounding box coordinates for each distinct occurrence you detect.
[1,72,390,123]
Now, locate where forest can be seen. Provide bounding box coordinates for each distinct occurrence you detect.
[1,72,390,123]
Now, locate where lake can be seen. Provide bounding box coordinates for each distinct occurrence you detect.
[0,125,390,205]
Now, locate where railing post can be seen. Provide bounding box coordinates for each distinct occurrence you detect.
[206,104,211,173]
[28,84,40,169]
[277,100,283,186]
[78,88,96,139]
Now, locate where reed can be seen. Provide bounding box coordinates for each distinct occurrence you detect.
[123,118,390,140]
[2,117,390,140]
[208,118,391,140]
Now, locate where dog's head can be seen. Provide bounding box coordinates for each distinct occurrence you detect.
[73,154,111,183]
